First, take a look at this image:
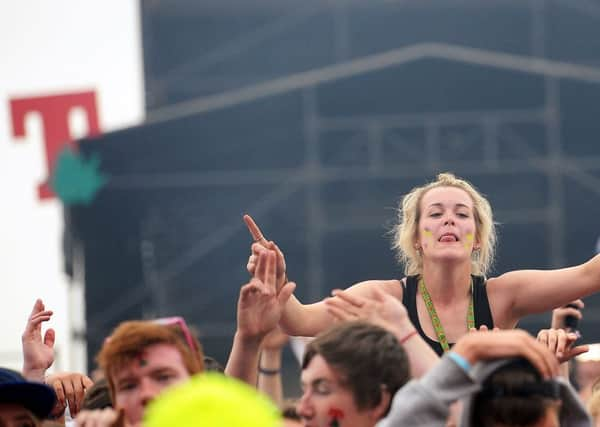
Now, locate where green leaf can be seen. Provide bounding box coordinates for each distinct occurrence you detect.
[51,146,108,205]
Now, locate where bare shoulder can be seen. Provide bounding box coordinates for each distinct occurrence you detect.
[484,275,512,298]
[346,279,403,299]
[486,270,529,291]
[485,275,501,289]
[484,274,520,328]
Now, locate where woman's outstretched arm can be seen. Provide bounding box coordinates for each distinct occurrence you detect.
[488,254,600,327]
[244,214,402,337]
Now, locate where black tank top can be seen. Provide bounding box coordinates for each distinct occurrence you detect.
[402,275,494,356]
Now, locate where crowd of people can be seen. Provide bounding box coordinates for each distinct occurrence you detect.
[3,172,600,427]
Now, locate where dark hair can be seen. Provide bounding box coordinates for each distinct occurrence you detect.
[302,321,410,414]
[81,378,112,410]
[282,399,301,421]
[203,356,225,373]
[472,359,561,427]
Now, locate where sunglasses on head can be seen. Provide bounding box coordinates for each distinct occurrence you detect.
[153,316,199,353]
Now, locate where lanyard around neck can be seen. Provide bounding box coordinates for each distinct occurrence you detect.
[418,277,475,353]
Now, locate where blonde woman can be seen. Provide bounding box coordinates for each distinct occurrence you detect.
[245,172,600,355]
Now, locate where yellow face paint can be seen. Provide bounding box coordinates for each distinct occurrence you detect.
[422,229,433,249]
[465,233,474,250]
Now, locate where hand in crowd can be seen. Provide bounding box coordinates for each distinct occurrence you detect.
[22,299,55,381]
[244,214,287,290]
[76,408,128,427]
[536,328,588,364]
[324,286,412,336]
[452,330,560,379]
[325,285,440,379]
[261,326,290,351]
[46,371,94,418]
[237,249,296,342]
[551,299,584,330]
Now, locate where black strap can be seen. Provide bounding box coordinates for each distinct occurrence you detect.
[403,276,445,356]
[402,275,495,357]
[472,275,494,329]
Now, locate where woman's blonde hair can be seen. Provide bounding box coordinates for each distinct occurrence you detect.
[588,378,600,419]
[392,172,496,277]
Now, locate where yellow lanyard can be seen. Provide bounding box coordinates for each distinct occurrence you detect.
[419,277,475,352]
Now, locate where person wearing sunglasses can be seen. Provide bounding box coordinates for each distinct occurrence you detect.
[76,320,204,427]
[76,248,293,427]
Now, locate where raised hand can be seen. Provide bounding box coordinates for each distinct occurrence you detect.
[551,299,584,331]
[22,299,55,381]
[237,249,296,342]
[261,327,290,351]
[536,328,588,364]
[325,286,440,378]
[325,287,413,336]
[243,214,287,290]
[46,371,94,418]
[452,330,560,380]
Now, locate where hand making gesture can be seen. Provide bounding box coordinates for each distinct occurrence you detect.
[237,249,296,341]
[243,214,288,291]
[536,328,588,364]
[325,286,411,335]
[22,298,55,381]
[324,286,439,378]
[226,248,296,385]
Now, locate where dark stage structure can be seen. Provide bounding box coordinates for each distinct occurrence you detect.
[65,0,600,392]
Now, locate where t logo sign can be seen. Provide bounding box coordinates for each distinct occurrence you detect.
[10,91,102,200]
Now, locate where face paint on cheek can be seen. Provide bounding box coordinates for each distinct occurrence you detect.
[464,233,474,251]
[328,407,344,427]
[422,228,433,249]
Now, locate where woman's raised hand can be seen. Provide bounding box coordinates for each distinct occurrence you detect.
[243,214,288,291]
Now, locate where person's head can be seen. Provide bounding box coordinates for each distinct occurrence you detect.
[282,399,302,427]
[393,172,496,276]
[96,320,204,426]
[81,378,112,411]
[470,359,562,427]
[0,367,56,427]
[203,356,225,373]
[297,321,410,427]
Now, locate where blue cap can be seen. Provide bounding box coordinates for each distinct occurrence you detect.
[0,367,56,419]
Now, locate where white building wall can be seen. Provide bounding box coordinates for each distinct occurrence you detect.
[0,0,145,373]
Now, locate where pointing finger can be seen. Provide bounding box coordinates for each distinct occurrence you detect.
[243,214,267,244]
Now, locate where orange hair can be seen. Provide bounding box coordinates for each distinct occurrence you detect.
[97,320,204,398]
